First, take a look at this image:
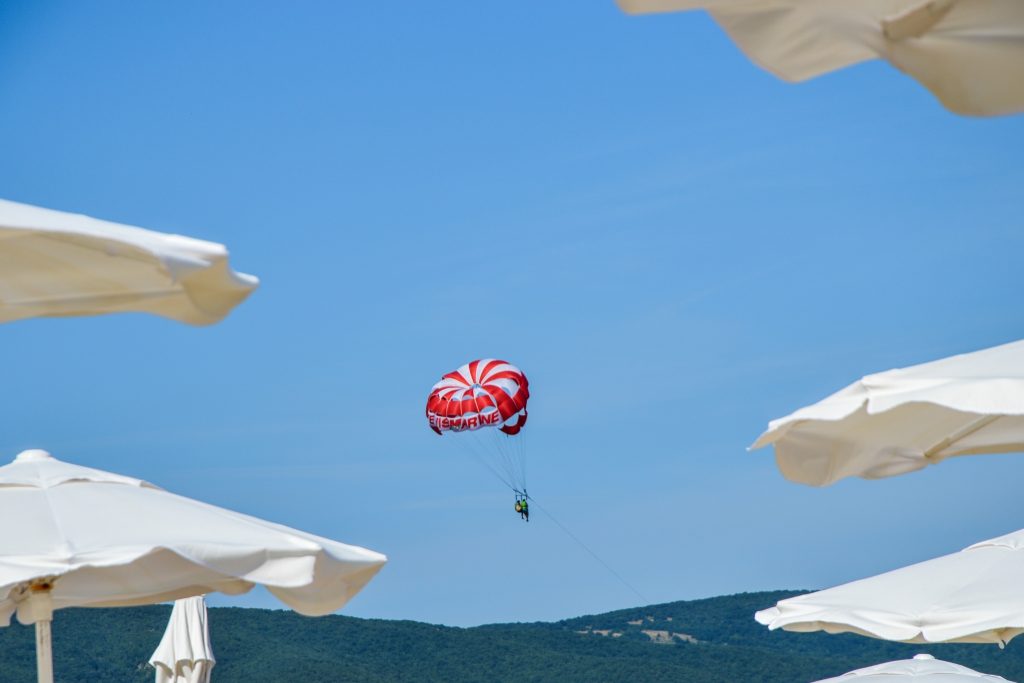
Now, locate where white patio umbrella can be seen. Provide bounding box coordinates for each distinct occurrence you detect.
[813,654,1015,683]
[0,449,387,683]
[0,198,257,325]
[750,338,1024,486]
[615,0,1024,117]
[756,525,1024,645]
[150,596,215,683]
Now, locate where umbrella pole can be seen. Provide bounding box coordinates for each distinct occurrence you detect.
[22,581,55,683]
[35,618,53,683]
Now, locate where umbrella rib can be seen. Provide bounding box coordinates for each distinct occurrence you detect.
[923,414,1001,460]
[3,288,179,307]
[882,0,957,40]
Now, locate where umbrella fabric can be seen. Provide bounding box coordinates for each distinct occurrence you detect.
[0,449,386,627]
[750,338,1024,486]
[616,0,1024,117]
[756,526,1024,645]
[150,597,215,683]
[0,198,257,325]
[813,654,1016,682]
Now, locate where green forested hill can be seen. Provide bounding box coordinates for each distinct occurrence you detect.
[2,591,1022,682]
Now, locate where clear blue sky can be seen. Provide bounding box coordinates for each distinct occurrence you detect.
[1,1,1022,627]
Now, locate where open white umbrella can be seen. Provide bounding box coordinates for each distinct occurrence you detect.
[813,654,1015,683]
[150,596,215,683]
[756,525,1024,645]
[751,338,1024,486]
[616,0,1024,117]
[0,198,257,325]
[0,449,387,683]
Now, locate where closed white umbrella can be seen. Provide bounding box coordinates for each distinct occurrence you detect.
[150,596,215,683]
[0,198,257,325]
[751,338,1024,486]
[813,654,1015,683]
[616,0,1024,117]
[756,526,1024,645]
[0,449,387,683]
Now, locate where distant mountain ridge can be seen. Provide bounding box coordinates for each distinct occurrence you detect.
[2,590,1022,682]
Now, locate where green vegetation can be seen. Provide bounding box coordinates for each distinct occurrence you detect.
[2,591,1022,682]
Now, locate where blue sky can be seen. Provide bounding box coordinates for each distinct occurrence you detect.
[1,1,1023,627]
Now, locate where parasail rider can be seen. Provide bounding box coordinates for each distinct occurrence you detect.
[515,496,529,522]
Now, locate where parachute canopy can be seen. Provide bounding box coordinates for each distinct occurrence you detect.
[426,359,529,436]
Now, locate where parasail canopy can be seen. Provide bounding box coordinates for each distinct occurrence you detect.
[426,359,529,436]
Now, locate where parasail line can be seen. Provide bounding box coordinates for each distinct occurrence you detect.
[461,433,518,492]
[528,496,649,606]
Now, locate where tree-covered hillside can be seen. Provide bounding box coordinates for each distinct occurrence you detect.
[1,591,1022,682]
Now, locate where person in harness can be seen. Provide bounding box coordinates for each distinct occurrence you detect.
[514,492,529,522]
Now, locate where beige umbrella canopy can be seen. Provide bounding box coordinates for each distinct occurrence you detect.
[751,338,1024,486]
[813,654,1016,682]
[616,0,1024,117]
[0,198,257,325]
[0,449,386,683]
[149,596,215,683]
[756,526,1024,646]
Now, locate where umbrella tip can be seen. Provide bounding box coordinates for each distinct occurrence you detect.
[15,449,53,462]
[912,654,935,660]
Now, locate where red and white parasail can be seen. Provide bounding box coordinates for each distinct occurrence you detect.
[426,359,529,436]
